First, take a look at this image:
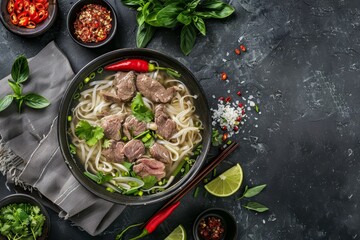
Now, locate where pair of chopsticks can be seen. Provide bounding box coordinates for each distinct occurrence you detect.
[147,142,239,223]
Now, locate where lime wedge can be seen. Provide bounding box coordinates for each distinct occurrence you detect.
[205,163,243,197]
[164,224,187,240]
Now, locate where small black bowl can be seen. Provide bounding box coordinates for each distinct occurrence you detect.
[0,193,50,240]
[193,208,238,240]
[0,0,58,37]
[67,0,117,48]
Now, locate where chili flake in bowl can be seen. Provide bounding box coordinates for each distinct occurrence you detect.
[193,208,238,240]
[67,0,117,48]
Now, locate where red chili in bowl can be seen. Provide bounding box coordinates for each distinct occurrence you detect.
[198,216,225,240]
[73,4,112,43]
[7,0,49,28]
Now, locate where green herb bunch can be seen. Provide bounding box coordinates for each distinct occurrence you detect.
[0,202,46,240]
[121,0,235,55]
[0,55,50,113]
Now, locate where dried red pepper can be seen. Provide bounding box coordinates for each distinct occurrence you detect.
[104,59,181,78]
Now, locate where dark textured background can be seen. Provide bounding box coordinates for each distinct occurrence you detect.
[1,0,360,239]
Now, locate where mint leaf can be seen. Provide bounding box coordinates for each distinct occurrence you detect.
[243,184,267,198]
[242,202,269,213]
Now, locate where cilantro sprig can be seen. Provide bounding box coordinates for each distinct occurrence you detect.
[131,93,154,122]
[75,120,104,146]
[0,202,46,240]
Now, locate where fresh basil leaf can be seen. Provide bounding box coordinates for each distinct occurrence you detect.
[177,11,192,25]
[24,93,50,109]
[243,184,267,198]
[136,21,156,48]
[180,24,197,55]
[137,10,145,25]
[121,0,142,9]
[242,202,269,213]
[187,0,201,11]
[193,16,206,35]
[7,80,22,96]
[11,55,29,83]
[156,3,184,28]
[197,1,235,19]
[0,95,14,112]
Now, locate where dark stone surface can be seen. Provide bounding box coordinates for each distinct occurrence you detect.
[1,0,360,239]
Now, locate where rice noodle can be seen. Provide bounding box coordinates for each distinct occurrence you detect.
[69,68,202,194]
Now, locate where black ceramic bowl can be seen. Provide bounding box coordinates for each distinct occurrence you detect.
[67,0,117,48]
[193,208,238,240]
[0,194,50,240]
[0,0,57,37]
[58,48,211,205]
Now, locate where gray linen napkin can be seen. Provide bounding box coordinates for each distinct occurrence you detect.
[0,41,126,236]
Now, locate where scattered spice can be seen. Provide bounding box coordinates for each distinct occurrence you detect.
[240,44,247,52]
[234,48,241,55]
[221,72,227,81]
[237,91,242,96]
[73,4,112,43]
[198,216,225,240]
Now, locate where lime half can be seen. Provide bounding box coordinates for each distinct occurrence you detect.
[164,224,187,240]
[205,163,243,197]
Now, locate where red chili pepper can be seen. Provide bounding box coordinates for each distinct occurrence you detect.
[221,126,227,131]
[234,48,241,55]
[26,20,36,28]
[18,16,29,26]
[218,96,225,101]
[104,59,181,78]
[10,12,18,25]
[14,0,24,14]
[237,91,241,96]
[221,72,227,81]
[233,126,239,132]
[35,2,44,11]
[222,133,228,141]
[240,44,247,52]
[225,97,231,102]
[236,116,242,122]
[129,201,181,240]
[238,103,243,108]
[7,0,15,14]
[37,9,47,23]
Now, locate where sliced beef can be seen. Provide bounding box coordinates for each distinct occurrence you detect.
[123,139,145,162]
[155,104,177,140]
[150,143,171,164]
[100,114,126,140]
[102,141,125,163]
[133,158,166,180]
[123,115,147,139]
[136,74,176,103]
[102,71,136,103]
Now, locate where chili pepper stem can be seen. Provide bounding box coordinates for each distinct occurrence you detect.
[129,230,149,240]
[115,222,143,240]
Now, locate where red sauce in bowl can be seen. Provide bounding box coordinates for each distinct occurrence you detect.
[73,4,112,43]
[198,216,225,240]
